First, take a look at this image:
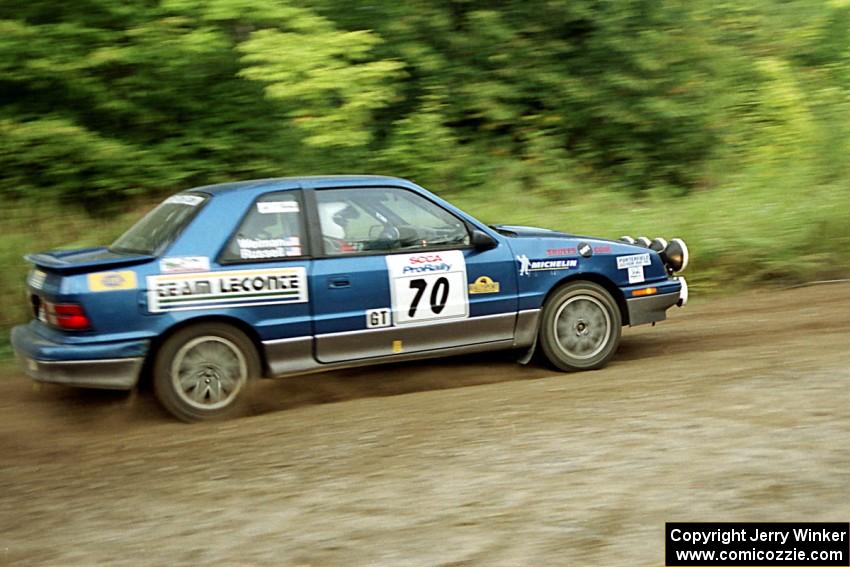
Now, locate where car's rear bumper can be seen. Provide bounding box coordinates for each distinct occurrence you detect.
[11,323,149,390]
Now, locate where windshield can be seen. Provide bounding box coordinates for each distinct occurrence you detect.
[110,193,208,255]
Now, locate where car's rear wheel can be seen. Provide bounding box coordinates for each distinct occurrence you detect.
[153,322,259,422]
[539,281,622,371]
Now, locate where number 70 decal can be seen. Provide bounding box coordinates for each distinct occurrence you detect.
[407,276,449,317]
[385,251,469,326]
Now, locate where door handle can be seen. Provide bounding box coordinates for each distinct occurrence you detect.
[328,276,351,289]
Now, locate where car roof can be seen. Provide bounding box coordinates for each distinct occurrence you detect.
[186,175,420,197]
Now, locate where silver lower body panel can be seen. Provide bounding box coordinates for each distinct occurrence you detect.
[263,309,541,378]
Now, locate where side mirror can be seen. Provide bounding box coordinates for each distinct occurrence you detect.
[470,229,498,251]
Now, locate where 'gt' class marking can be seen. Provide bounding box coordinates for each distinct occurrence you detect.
[366,308,391,328]
[147,267,307,312]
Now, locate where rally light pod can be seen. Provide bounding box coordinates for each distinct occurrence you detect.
[662,238,689,273]
[649,237,668,253]
[636,236,652,248]
[619,236,636,244]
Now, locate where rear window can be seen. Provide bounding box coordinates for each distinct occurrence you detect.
[110,193,208,255]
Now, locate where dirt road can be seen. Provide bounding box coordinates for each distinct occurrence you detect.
[2,284,850,566]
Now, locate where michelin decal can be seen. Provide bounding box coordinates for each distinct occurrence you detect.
[147,267,307,312]
[517,255,578,276]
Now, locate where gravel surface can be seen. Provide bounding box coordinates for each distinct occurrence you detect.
[2,284,850,566]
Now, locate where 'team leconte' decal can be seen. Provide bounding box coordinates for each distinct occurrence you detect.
[147,267,308,312]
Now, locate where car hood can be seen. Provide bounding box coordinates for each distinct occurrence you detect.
[26,246,155,274]
[490,224,575,238]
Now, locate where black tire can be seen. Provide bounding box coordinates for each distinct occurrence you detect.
[153,322,260,422]
[539,281,622,371]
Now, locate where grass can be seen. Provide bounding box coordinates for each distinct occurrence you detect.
[3,173,850,357]
[452,172,850,294]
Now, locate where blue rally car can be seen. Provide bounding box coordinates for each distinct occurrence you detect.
[12,176,688,421]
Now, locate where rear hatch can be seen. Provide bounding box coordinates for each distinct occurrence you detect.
[23,191,209,332]
[25,247,153,328]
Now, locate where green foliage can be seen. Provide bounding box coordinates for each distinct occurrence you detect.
[238,25,405,148]
[4,0,849,199]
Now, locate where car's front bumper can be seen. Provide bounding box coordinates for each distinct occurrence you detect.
[626,292,680,326]
[11,323,149,390]
[625,277,686,326]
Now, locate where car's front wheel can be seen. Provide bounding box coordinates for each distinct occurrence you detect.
[153,322,259,422]
[539,281,622,371]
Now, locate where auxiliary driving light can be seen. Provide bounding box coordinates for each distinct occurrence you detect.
[662,238,689,273]
[649,237,667,252]
[619,236,636,244]
[636,236,652,248]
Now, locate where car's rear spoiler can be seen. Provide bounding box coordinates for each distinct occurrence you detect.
[25,247,155,274]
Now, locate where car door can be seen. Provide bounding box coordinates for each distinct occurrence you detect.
[209,189,312,342]
[307,185,517,363]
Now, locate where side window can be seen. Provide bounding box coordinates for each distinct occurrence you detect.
[220,192,305,262]
[316,188,470,256]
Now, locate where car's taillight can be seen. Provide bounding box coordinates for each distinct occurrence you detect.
[42,301,91,331]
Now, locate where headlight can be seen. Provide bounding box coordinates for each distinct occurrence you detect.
[662,238,689,273]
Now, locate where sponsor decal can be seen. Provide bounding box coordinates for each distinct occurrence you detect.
[366,308,391,329]
[628,266,645,284]
[29,269,47,290]
[165,194,204,207]
[237,237,301,260]
[617,253,650,284]
[468,276,501,294]
[88,270,137,292]
[159,256,210,274]
[398,253,452,274]
[547,244,609,257]
[546,247,577,257]
[147,267,307,312]
[517,255,578,276]
[616,253,651,270]
[257,201,299,214]
[386,250,468,325]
